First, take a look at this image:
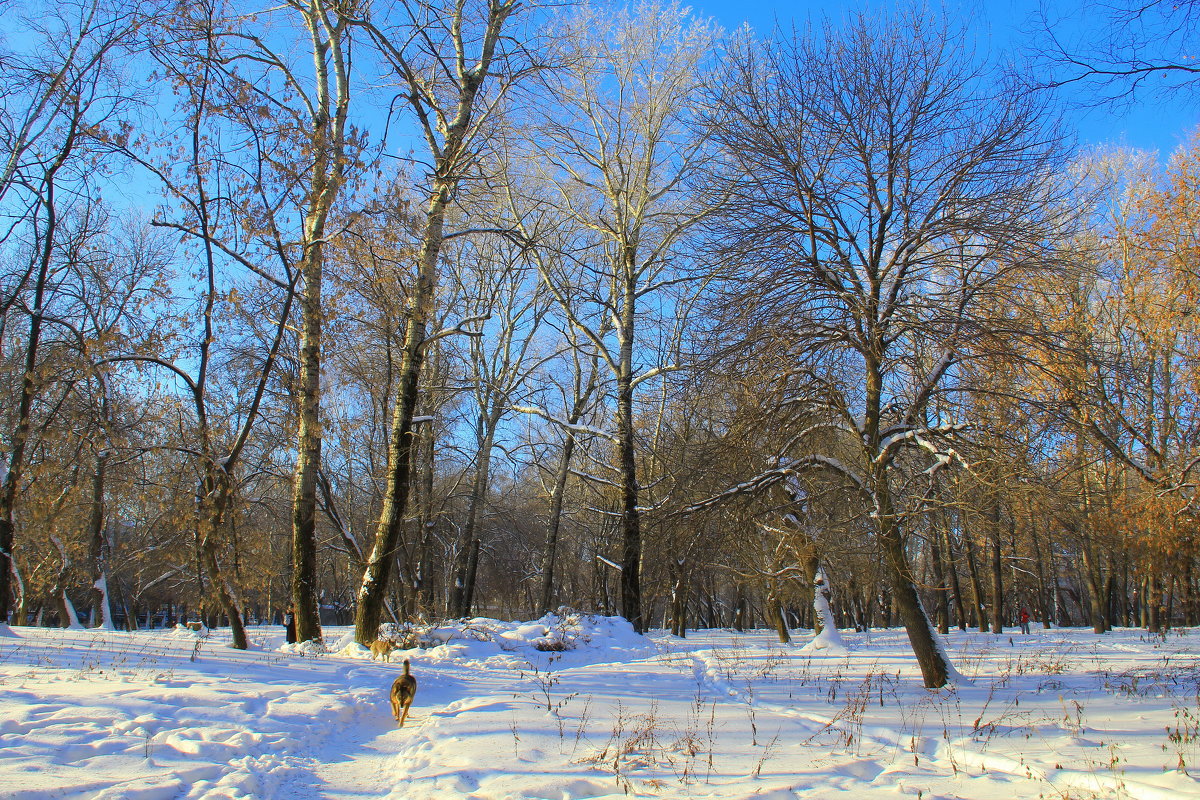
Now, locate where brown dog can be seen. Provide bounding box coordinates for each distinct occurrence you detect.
[390,659,417,727]
[369,639,395,662]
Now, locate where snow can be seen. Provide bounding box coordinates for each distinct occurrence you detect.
[3,618,1200,799]
[801,568,847,654]
[510,406,616,442]
[93,575,116,631]
[594,555,623,571]
[62,592,85,631]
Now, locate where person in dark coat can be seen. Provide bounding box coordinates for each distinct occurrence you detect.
[284,603,297,644]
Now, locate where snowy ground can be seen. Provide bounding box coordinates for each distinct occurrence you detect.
[2,617,1200,800]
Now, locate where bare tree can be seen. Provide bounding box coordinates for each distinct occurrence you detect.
[353,0,530,644]
[444,235,548,618]
[112,0,358,646]
[515,0,718,632]
[703,11,1069,687]
[281,0,359,645]
[1032,0,1200,102]
[529,321,604,615]
[0,0,144,237]
[0,0,143,629]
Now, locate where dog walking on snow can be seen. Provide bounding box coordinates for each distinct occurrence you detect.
[369,639,395,662]
[391,659,417,727]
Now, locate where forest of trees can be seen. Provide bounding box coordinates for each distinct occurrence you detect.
[3,0,1199,688]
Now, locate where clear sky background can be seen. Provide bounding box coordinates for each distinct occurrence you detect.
[686,0,1199,159]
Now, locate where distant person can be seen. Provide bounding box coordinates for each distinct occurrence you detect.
[284,603,297,644]
[1019,607,1031,635]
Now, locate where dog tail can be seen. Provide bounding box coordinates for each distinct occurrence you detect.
[403,658,411,676]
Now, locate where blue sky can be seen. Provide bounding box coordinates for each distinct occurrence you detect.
[688,0,1199,158]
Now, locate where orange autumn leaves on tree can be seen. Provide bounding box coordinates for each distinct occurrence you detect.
[1037,134,1200,601]
[1115,490,1195,564]
[1145,136,1200,425]
[1034,137,1200,495]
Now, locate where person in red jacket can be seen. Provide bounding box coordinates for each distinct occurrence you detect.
[1019,607,1031,635]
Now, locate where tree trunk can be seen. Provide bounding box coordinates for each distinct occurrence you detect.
[733,583,746,632]
[767,586,790,644]
[616,329,643,631]
[355,183,446,644]
[87,450,112,629]
[11,560,28,625]
[669,560,687,637]
[801,549,821,633]
[1186,563,1199,626]
[1165,574,1177,631]
[1113,556,1123,623]
[414,417,437,615]
[962,529,988,632]
[0,154,62,624]
[1079,540,1109,633]
[539,363,599,614]
[1046,526,1069,626]
[1148,575,1162,633]
[50,537,79,629]
[941,526,967,630]
[1029,517,1052,629]
[289,0,356,648]
[450,411,500,617]
[198,471,247,650]
[355,0,513,643]
[929,520,949,634]
[989,498,1004,634]
[291,343,323,646]
[462,537,482,616]
[877,478,952,689]
[539,435,575,614]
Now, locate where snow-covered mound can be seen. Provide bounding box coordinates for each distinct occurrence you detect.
[334,612,654,669]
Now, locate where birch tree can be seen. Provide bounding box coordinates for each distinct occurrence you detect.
[280,0,358,645]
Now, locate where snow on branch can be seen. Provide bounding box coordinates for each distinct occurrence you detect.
[803,455,870,497]
[677,454,871,516]
[570,469,622,489]
[874,423,968,465]
[630,364,680,389]
[915,435,972,477]
[1086,418,1159,487]
[511,405,617,442]
[677,469,792,515]
[423,314,491,348]
[902,348,957,429]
